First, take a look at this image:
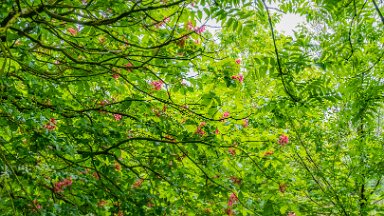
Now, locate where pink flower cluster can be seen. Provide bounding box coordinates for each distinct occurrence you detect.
[187,21,195,30]
[226,208,234,216]
[112,73,120,79]
[231,74,244,83]
[132,178,144,188]
[99,99,110,106]
[278,134,289,146]
[235,59,241,64]
[221,111,230,121]
[229,176,241,185]
[54,177,73,193]
[195,122,206,136]
[32,199,42,210]
[44,118,57,131]
[226,192,239,215]
[186,21,206,34]
[98,200,107,207]
[264,150,274,157]
[243,118,249,127]
[114,114,122,121]
[215,128,220,134]
[228,192,238,207]
[125,62,133,71]
[67,27,78,36]
[151,80,164,90]
[228,148,236,156]
[195,25,206,34]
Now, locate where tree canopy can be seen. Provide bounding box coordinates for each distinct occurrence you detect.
[0,0,383,215]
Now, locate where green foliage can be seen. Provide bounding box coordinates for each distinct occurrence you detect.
[0,0,383,215]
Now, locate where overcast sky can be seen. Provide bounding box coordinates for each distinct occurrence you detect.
[276,13,305,37]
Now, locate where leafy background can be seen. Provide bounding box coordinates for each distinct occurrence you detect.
[0,0,383,215]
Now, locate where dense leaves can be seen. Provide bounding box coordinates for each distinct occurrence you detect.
[0,0,383,215]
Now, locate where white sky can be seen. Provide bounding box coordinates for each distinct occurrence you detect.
[271,1,306,37]
[276,13,305,37]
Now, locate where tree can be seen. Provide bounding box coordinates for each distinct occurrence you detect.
[0,0,383,215]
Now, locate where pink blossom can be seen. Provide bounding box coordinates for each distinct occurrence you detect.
[125,63,133,71]
[215,128,220,135]
[223,111,230,118]
[151,80,163,90]
[54,177,73,193]
[235,59,241,64]
[63,177,73,186]
[44,124,55,131]
[44,118,57,131]
[195,25,206,34]
[67,28,78,36]
[187,21,195,30]
[228,148,236,156]
[243,119,249,127]
[50,118,57,125]
[231,74,244,83]
[99,100,110,106]
[278,134,289,146]
[226,208,234,216]
[112,73,120,79]
[114,114,122,121]
[163,17,170,23]
[115,161,121,172]
[33,199,42,210]
[199,122,207,127]
[228,193,238,207]
[263,150,274,157]
[132,178,144,188]
[97,200,107,207]
[237,74,244,83]
[195,127,205,136]
[229,176,242,185]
